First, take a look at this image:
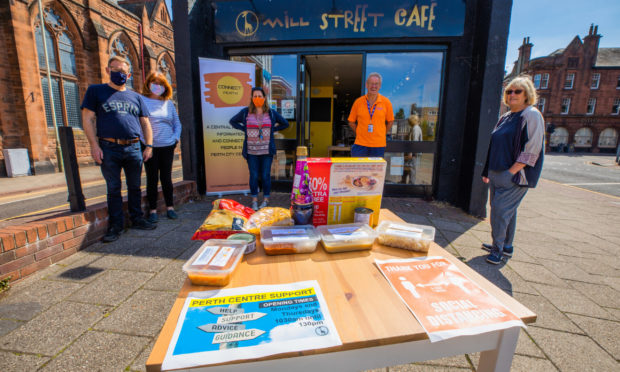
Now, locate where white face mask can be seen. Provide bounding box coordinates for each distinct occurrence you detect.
[150,83,166,96]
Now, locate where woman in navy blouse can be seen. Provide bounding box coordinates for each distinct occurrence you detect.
[481,75,545,264]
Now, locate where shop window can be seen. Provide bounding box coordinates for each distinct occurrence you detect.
[598,128,618,149]
[34,7,81,128]
[561,98,571,114]
[612,98,620,115]
[590,73,600,89]
[617,76,620,89]
[549,127,569,148]
[574,127,593,147]
[366,52,443,185]
[586,98,596,115]
[564,73,574,89]
[533,74,541,89]
[540,73,549,89]
[537,97,545,113]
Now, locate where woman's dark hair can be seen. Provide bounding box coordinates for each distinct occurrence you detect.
[249,86,270,114]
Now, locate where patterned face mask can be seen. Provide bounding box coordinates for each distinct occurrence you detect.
[150,83,166,96]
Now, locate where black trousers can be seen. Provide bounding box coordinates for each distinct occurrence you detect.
[143,143,176,210]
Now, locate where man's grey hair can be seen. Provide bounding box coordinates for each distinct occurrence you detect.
[366,72,382,84]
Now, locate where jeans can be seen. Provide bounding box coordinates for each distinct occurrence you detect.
[246,154,273,197]
[99,140,144,229]
[351,144,385,157]
[488,170,528,255]
[144,143,176,210]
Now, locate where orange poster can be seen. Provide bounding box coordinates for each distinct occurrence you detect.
[375,257,524,342]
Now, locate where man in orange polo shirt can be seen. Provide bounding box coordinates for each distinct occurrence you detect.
[348,72,394,157]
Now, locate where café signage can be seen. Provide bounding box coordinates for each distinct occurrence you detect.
[214,0,466,43]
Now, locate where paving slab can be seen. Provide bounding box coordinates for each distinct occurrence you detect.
[388,363,471,371]
[129,339,155,372]
[92,252,171,273]
[427,217,469,233]
[0,279,83,321]
[531,283,615,320]
[94,289,177,337]
[507,261,569,288]
[566,313,620,360]
[67,270,155,306]
[527,327,618,372]
[0,350,49,372]
[143,259,187,292]
[540,259,606,285]
[0,301,106,356]
[40,330,150,372]
[512,292,583,333]
[0,319,22,337]
[566,280,620,309]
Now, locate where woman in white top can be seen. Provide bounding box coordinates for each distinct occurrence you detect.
[141,72,182,222]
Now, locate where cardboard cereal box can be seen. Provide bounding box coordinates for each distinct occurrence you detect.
[307,158,386,227]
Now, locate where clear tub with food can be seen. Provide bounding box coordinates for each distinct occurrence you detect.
[375,221,435,252]
[260,225,320,255]
[182,240,246,286]
[317,223,377,253]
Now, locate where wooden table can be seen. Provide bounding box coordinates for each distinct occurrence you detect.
[147,209,536,372]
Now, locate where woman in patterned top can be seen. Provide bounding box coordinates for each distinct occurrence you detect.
[481,75,545,264]
[230,87,289,210]
[141,72,182,222]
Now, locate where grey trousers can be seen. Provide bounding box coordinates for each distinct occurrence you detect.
[488,170,529,254]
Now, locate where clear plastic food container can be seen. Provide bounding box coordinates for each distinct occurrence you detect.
[183,240,247,286]
[260,225,320,255]
[375,221,435,252]
[317,223,377,253]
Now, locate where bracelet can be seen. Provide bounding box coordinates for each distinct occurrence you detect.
[145,144,153,148]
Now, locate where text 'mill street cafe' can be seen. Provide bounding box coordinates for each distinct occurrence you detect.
[172,0,513,217]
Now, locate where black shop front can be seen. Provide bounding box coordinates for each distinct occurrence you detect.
[171,0,513,217]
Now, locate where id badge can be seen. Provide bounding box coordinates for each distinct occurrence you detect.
[368,124,374,133]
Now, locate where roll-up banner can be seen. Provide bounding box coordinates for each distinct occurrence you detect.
[199,58,255,194]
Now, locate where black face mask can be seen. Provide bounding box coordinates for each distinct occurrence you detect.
[110,70,128,86]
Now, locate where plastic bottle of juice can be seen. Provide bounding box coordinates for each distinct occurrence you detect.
[290,146,314,225]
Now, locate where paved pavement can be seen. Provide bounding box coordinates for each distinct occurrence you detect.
[0,178,619,370]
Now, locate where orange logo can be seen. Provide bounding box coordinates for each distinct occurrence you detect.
[203,72,252,107]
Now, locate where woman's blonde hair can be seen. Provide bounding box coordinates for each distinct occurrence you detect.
[142,71,173,100]
[503,75,538,107]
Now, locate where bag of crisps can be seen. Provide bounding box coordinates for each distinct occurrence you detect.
[191,199,255,240]
[245,207,294,235]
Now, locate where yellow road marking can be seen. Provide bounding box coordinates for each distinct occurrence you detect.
[542,178,620,201]
[0,176,184,222]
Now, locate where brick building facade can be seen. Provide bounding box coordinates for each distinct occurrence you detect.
[506,25,620,153]
[0,0,176,176]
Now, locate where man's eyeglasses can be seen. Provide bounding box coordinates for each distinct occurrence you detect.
[505,89,523,95]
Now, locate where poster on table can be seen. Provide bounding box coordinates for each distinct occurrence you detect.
[199,57,254,194]
[161,281,341,371]
[375,257,524,342]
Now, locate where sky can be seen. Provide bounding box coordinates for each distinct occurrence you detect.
[505,0,620,73]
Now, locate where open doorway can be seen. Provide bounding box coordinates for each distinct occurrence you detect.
[303,54,363,157]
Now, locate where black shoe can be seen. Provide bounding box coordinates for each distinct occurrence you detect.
[102,226,123,243]
[166,210,178,220]
[130,218,157,230]
[147,212,158,223]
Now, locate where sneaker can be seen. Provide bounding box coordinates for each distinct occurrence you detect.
[482,243,513,257]
[102,226,123,243]
[130,218,157,230]
[259,199,269,209]
[166,210,178,220]
[486,252,503,265]
[147,212,158,223]
[251,200,258,210]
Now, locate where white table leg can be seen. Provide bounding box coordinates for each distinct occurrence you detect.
[477,327,520,372]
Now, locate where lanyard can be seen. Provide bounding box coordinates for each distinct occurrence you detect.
[366,97,377,120]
